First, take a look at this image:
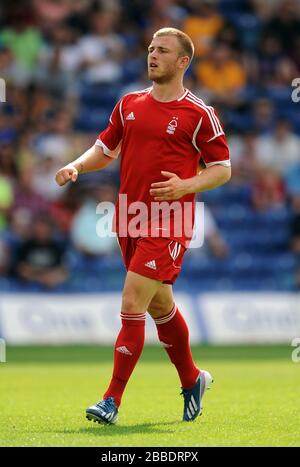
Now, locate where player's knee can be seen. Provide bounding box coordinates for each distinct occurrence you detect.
[121,289,140,313]
[148,300,173,319]
[121,296,136,313]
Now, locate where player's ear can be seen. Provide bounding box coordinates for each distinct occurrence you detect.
[178,55,189,69]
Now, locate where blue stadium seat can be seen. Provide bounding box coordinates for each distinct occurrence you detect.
[74,107,111,132]
[121,59,146,84]
[79,84,122,108]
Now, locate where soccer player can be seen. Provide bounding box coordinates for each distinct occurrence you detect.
[55,28,231,424]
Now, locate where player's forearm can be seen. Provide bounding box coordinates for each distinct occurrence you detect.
[56,144,115,186]
[184,164,231,194]
[72,145,113,174]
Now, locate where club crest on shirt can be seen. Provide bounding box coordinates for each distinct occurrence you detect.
[166,116,178,135]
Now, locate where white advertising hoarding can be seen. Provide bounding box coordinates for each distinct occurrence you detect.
[198,293,300,344]
[0,293,200,345]
[0,293,299,344]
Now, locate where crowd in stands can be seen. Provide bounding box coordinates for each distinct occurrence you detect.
[0,0,300,292]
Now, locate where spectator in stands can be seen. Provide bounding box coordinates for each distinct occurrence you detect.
[0,175,14,232]
[0,45,16,84]
[252,168,286,212]
[216,21,242,52]
[151,0,188,28]
[31,152,69,201]
[0,114,17,149]
[142,0,188,43]
[270,56,298,90]
[6,207,32,242]
[250,97,275,134]
[195,41,247,106]
[182,0,224,58]
[0,237,9,276]
[228,130,259,182]
[188,204,229,259]
[289,195,300,289]
[255,120,300,176]
[251,0,282,21]
[285,164,300,199]
[50,183,83,234]
[119,68,150,97]
[78,8,125,84]
[36,24,82,98]
[65,0,94,34]
[290,195,300,255]
[70,184,118,257]
[289,34,300,70]
[29,108,81,201]
[32,108,77,166]
[26,90,113,186]
[32,0,73,32]
[0,140,18,180]
[13,213,68,289]
[0,10,43,85]
[256,34,283,86]
[25,86,58,130]
[13,166,49,217]
[263,0,300,53]
[1,207,32,273]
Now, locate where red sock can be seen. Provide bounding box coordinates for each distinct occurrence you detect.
[103,312,145,407]
[154,305,199,389]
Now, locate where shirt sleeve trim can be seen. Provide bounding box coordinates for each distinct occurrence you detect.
[206,131,225,142]
[192,116,202,152]
[109,99,124,127]
[205,160,231,168]
[119,99,124,126]
[95,139,121,159]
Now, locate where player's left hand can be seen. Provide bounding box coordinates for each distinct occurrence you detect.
[150,171,188,201]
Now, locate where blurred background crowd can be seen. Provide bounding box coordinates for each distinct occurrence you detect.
[0,0,300,293]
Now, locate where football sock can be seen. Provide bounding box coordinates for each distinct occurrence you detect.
[154,304,199,389]
[103,312,146,407]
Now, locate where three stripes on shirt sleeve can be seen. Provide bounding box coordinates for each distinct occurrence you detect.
[186,92,224,143]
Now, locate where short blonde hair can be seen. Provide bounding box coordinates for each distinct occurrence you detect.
[153,27,194,66]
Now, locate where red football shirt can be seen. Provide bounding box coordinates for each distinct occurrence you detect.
[96,88,230,246]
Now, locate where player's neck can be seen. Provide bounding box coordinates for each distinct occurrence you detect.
[151,81,185,102]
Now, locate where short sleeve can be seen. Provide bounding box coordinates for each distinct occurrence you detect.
[194,107,230,167]
[95,99,124,159]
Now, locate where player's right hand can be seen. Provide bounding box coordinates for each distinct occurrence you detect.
[55,165,78,186]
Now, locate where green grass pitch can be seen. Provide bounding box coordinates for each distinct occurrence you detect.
[0,345,299,446]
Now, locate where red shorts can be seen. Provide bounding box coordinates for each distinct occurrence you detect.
[117,236,186,284]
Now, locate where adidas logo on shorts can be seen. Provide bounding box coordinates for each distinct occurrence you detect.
[145,260,157,270]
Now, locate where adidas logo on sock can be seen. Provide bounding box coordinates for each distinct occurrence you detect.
[145,260,157,270]
[126,112,135,120]
[116,346,132,356]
